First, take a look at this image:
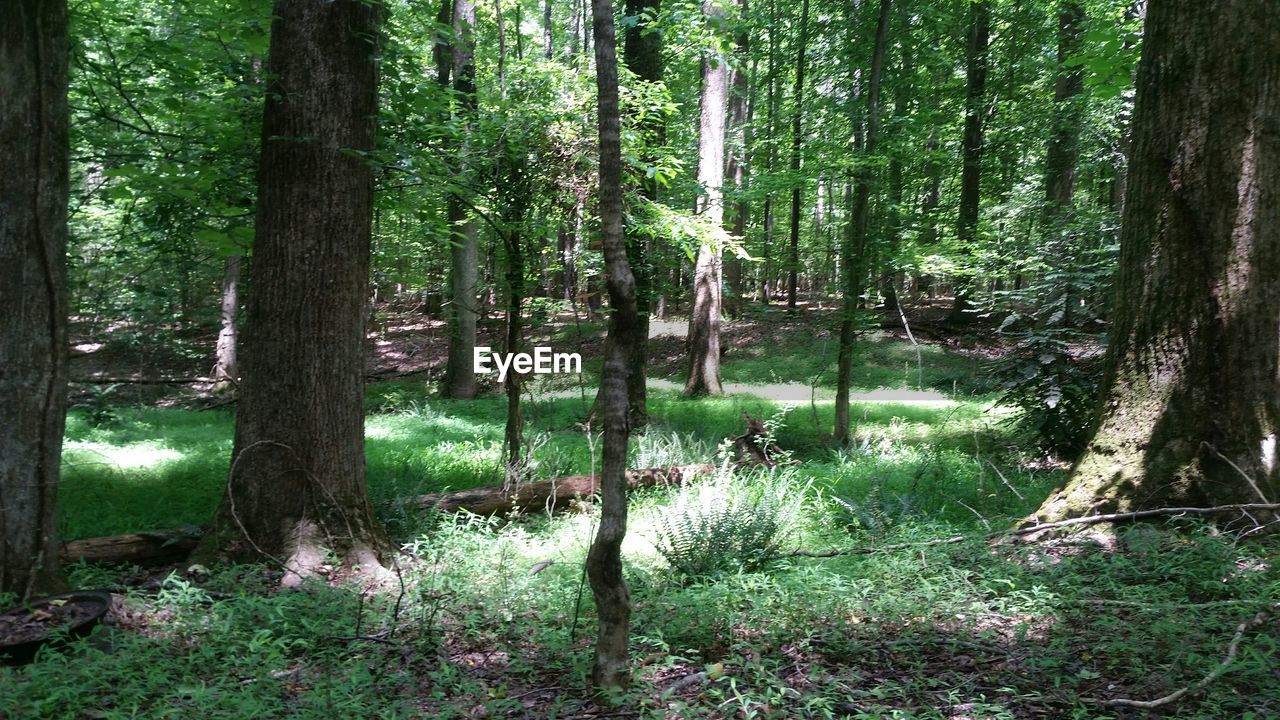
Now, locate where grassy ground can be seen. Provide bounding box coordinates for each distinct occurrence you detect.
[9,315,1280,719]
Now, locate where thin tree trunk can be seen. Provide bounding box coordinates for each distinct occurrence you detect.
[786,0,810,309]
[622,0,662,426]
[724,0,749,319]
[1030,0,1280,523]
[494,0,507,98]
[834,0,890,445]
[213,254,241,389]
[760,0,780,304]
[1041,0,1085,327]
[195,0,389,585]
[441,0,480,399]
[544,0,553,59]
[683,0,729,397]
[946,0,989,324]
[1,0,70,601]
[587,0,640,688]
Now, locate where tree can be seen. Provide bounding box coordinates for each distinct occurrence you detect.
[1,0,70,602]
[196,0,390,585]
[785,0,810,309]
[1031,0,1280,523]
[587,0,640,688]
[834,0,891,445]
[622,0,662,425]
[440,0,481,400]
[1040,0,1084,326]
[946,0,989,325]
[683,0,729,397]
[723,0,749,319]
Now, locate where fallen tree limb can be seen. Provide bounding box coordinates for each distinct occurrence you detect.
[61,527,203,566]
[58,464,717,565]
[1081,603,1278,709]
[413,464,715,515]
[788,503,1280,558]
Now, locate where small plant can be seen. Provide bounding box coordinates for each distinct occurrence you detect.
[653,466,810,578]
[990,331,1102,458]
[79,383,122,427]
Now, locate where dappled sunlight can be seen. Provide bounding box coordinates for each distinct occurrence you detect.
[64,440,185,470]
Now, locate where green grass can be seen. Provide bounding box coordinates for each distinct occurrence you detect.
[22,332,1279,718]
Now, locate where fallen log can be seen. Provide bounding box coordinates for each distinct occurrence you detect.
[61,527,203,566]
[413,463,716,515]
[58,464,718,565]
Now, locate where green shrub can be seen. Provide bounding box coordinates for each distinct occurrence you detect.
[653,465,810,578]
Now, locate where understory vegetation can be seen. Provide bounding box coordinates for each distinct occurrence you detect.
[10,321,1278,719]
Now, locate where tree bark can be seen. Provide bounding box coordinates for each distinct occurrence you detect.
[1031,0,1280,523]
[683,0,729,397]
[543,0,554,59]
[1,0,70,602]
[195,0,390,585]
[834,0,890,445]
[622,0,662,426]
[1041,0,1085,327]
[724,0,750,320]
[946,0,989,325]
[760,0,780,304]
[213,254,241,389]
[785,0,810,309]
[441,0,480,400]
[588,0,640,689]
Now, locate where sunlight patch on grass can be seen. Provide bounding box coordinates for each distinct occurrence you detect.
[64,440,185,470]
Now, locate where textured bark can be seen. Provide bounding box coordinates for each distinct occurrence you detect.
[213,254,241,389]
[1031,0,1280,523]
[834,0,890,446]
[441,0,480,399]
[786,0,810,309]
[196,0,389,584]
[1,0,70,602]
[588,0,640,689]
[62,529,201,567]
[543,0,553,58]
[683,0,729,397]
[946,0,989,324]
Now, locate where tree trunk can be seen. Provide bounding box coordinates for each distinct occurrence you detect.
[1,0,70,602]
[786,0,810,310]
[195,0,389,585]
[835,0,890,446]
[1030,0,1280,524]
[213,254,241,390]
[946,0,989,325]
[683,0,729,397]
[622,0,662,426]
[724,0,749,319]
[1041,0,1085,327]
[760,0,780,304]
[588,0,640,689]
[441,0,480,399]
[544,0,554,59]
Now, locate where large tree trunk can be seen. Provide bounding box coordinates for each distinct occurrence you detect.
[441,0,480,400]
[1040,0,1085,327]
[0,0,70,602]
[834,0,890,446]
[683,0,729,397]
[212,254,241,389]
[946,0,989,325]
[1031,0,1280,523]
[587,0,640,689]
[195,0,389,586]
[785,0,810,310]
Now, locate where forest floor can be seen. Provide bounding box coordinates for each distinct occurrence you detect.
[8,301,1279,719]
